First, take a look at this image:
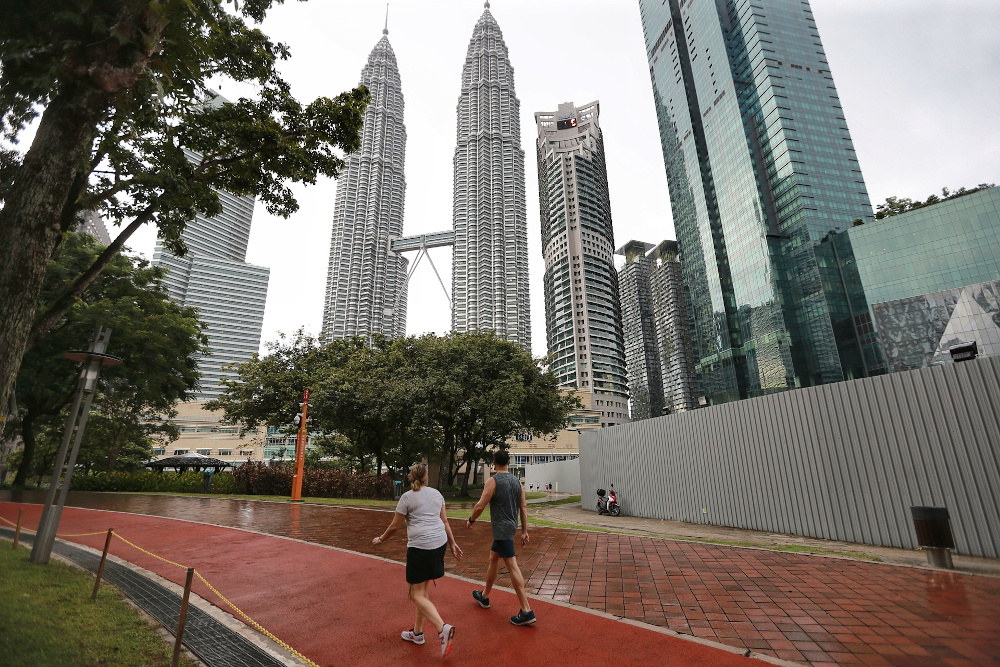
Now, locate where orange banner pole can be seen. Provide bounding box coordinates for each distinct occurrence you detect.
[290,388,309,502]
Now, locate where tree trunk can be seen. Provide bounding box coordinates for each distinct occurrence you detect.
[11,412,36,487]
[0,87,109,418]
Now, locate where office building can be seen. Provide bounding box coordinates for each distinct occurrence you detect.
[536,101,628,426]
[639,0,881,405]
[617,240,664,419]
[451,3,530,347]
[829,186,1000,371]
[153,149,270,400]
[322,26,408,340]
[79,211,112,245]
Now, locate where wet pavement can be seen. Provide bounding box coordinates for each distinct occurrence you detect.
[4,490,999,666]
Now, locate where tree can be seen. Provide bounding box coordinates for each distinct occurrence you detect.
[0,0,370,426]
[11,231,206,485]
[211,331,580,494]
[414,332,579,494]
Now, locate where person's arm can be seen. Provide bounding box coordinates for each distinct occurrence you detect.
[440,503,463,560]
[372,510,407,545]
[467,477,496,527]
[519,483,530,546]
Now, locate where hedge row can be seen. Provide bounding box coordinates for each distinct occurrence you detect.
[70,470,236,494]
[233,461,393,499]
[69,463,392,500]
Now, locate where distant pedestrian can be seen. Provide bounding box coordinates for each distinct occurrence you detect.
[373,463,463,657]
[202,468,214,493]
[466,450,535,626]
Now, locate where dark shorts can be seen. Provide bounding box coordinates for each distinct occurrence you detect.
[491,539,516,559]
[406,543,447,584]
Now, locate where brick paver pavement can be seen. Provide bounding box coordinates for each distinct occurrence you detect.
[3,492,997,666]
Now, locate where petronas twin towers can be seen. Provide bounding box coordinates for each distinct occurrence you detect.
[322,3,529,345]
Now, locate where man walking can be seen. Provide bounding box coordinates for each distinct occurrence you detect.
[466,450,535,625]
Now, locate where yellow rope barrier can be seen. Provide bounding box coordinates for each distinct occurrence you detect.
[193,572,320,667]
[1,512,318,667]
[0,513,109,537]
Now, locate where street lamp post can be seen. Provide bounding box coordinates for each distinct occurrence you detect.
[30,326,122,565]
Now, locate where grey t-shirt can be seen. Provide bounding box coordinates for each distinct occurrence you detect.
[396,486,447,550]
[490,472,522,541]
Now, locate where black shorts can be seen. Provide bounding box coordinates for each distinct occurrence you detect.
[491,539,516,559]
[406,543,447,584]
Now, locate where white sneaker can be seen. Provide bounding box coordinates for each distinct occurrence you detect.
[439,623,455,658]
[401,629,425,645]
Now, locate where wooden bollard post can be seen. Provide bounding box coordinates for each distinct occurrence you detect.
[12,508,23,549]
[172,567,195,667]
[91,528,113,601]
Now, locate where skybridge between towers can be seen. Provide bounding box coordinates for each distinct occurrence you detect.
[388,231,455,311]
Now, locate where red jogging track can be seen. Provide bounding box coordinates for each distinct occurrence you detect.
[2,502,757,667]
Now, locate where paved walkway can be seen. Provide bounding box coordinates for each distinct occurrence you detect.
[3,494,999,666]
[532,498,1000,577]
[1,501,754,667]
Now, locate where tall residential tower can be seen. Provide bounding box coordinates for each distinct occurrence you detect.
[322,26,408,340]
[617,240,663,419]
[536,101,628,427]
[639,0,882,405]
[451,3,530,347]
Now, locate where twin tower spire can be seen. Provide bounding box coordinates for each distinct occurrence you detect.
[321,4,530,346]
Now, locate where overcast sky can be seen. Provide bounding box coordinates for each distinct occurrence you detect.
[124,0,1000,358]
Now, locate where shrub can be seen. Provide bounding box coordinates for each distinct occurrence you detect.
[233,461,392,499]
[70,464,391,499]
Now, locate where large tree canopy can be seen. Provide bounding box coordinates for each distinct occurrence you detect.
[208,331,581,493]
[0,0,369,425]
[10,231,207,485]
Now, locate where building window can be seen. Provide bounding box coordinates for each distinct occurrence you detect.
[152,448,166,456]
[197,449,211,456]
[173,449,189,456]
[239,450,254,457]
[218,449,233,456]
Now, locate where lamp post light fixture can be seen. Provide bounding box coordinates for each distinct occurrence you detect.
[30,326,121,565]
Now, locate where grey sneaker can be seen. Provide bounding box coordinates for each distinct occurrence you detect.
[510,609,536,626]
[401,629,425,645]
[439,623,455,658]
[472,590,490,608]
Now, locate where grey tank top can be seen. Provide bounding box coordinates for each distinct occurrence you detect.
[490,472,521,541]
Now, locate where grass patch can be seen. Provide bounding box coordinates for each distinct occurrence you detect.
[0,544,199,666]
[524,492,547,500]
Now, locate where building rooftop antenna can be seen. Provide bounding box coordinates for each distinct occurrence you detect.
[383,4,389,35]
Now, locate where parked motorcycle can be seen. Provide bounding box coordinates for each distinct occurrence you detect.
[596,484,621,516]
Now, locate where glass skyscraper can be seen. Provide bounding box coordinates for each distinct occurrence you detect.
[322,27,408,340]
[536,101,628,426]
[153,150,269,400]
[451,3,530,347]
[639,0,881,405]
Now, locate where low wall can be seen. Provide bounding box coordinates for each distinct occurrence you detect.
[524,459,581,494]
[580,356,1000,558]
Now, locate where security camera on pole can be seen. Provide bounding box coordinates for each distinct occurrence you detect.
[290,389,310,502]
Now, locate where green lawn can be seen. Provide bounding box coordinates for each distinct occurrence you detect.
[0,544,199,666]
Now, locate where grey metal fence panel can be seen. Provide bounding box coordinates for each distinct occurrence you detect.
[580,357,1000,558]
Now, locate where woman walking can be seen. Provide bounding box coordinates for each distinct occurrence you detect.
[372,462,463,658]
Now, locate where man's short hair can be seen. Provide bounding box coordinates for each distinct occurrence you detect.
[493,450,510,467]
